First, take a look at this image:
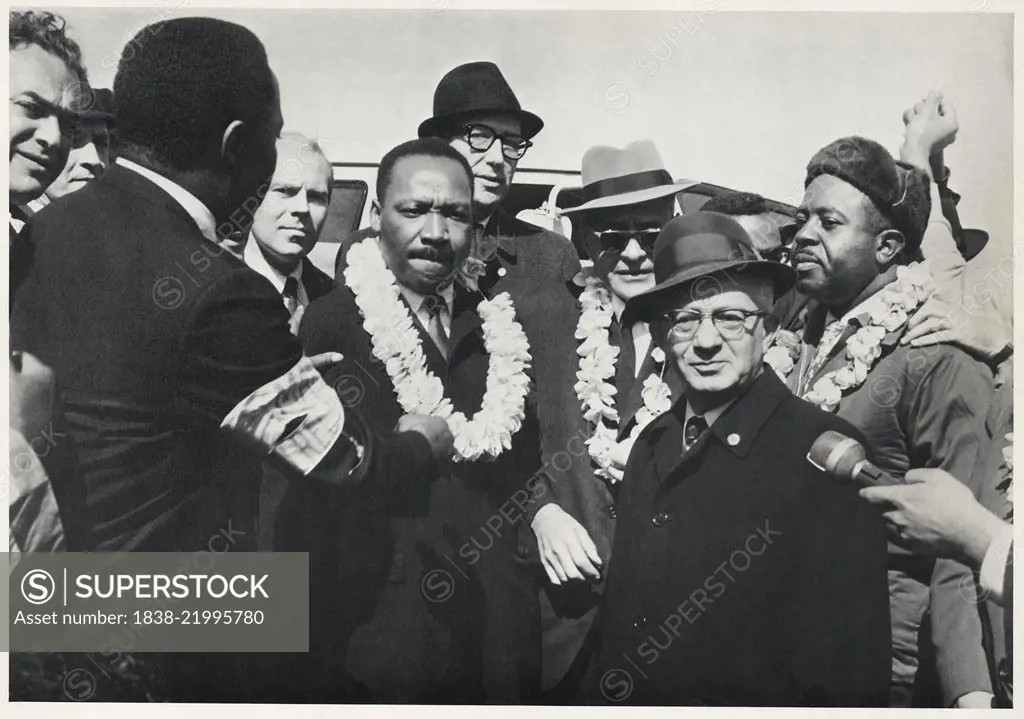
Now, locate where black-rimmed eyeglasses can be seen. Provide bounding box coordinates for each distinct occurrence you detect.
[461,124,532,160]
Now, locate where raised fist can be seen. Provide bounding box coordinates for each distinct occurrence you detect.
[903,90,958,155]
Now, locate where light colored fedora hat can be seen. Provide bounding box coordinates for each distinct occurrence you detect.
[561,140,698,215]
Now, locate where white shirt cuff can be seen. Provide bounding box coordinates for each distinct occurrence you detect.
[220,355,351,475]
[980,523,1014,605]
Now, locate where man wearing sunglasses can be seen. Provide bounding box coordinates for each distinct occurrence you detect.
[586,211,891,706]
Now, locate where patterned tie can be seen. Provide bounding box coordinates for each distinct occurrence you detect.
[683,415,708,452]
[804,318,849,386]
[424,299,450,359]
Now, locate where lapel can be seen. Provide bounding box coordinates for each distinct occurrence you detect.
[473,208,519,297]
[654,370,791,485]
[447,284,484,366]
[796,302,859,393]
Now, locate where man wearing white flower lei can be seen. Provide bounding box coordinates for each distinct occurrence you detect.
[295,138,553,703]
[783,125,995,708]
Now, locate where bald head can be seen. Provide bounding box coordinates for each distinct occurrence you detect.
[249,131,333,274]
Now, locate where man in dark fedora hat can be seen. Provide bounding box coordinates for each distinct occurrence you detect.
[530,139,696,698]
[416,60,614,696]
[586,211,891,706]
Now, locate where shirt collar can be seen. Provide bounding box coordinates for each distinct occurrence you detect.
[826,289,891,328]
[657,370,790,480]
[243,236,304,294]
[684,399,734,430]
[116,158,218,243]
[397,282,454,316]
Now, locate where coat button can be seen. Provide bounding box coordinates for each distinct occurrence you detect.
[632,615,647,632]
[607,504,617,520]
[652,512,669,527]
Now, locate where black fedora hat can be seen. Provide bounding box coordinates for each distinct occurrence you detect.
[417,61,544,140]
[626,211,797,321]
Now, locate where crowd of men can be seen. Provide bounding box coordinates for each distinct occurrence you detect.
[8,10,1014,707]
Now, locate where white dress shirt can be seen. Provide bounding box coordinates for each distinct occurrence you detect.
[116,157,218,243]
[244,237,310,312]
[980,523,1014,606]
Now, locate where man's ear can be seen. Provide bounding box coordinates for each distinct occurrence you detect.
[369,198,382,233]
[220,120,248,171]
[875,228,907,265]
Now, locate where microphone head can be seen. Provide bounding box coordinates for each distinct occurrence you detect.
[807,430,867,481]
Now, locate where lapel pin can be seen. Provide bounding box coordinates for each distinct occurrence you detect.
[497,267,507,277]
[727,433,740,447]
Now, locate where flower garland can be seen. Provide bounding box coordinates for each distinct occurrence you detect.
[574,272,672,483]
[769,263,933,412]
[343,238,532,461]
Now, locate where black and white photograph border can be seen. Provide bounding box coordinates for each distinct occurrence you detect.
[3,0,1021,715]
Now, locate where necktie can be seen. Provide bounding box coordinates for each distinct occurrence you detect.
[683,415,708,452]
[283,276,300,316]
[424,299,450,359]
[804,318,849,388]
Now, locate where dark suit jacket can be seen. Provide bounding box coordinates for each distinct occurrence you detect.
[791,302,994,706]
[293,274,550,703]
[972,360,1013,706]
[300,255,332,302]
[588,369,892,706]
[9,165,395,554]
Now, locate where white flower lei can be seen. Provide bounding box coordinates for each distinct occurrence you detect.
[574,273,672,483]
[343,238,532,462]
[770,263,934,412]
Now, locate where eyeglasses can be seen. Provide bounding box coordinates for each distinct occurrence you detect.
[660,308,770,341]
[760,245,793,264]
[592,227,661,255]
[461,124,532,160]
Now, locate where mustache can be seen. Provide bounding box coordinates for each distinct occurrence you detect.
[409,246,453,263]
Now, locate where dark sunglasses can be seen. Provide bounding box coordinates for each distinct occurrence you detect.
[592,227,661,255]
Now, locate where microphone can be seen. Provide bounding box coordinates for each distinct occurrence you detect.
[806,430,900,488]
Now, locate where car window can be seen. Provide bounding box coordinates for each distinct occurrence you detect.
[319,179,368,244]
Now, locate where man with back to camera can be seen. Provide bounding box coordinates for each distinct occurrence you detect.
[10,17,452,701]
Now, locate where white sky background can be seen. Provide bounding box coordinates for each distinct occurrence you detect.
[50,7,1014,262]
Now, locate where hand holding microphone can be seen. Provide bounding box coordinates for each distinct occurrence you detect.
[808,431,1008,564]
